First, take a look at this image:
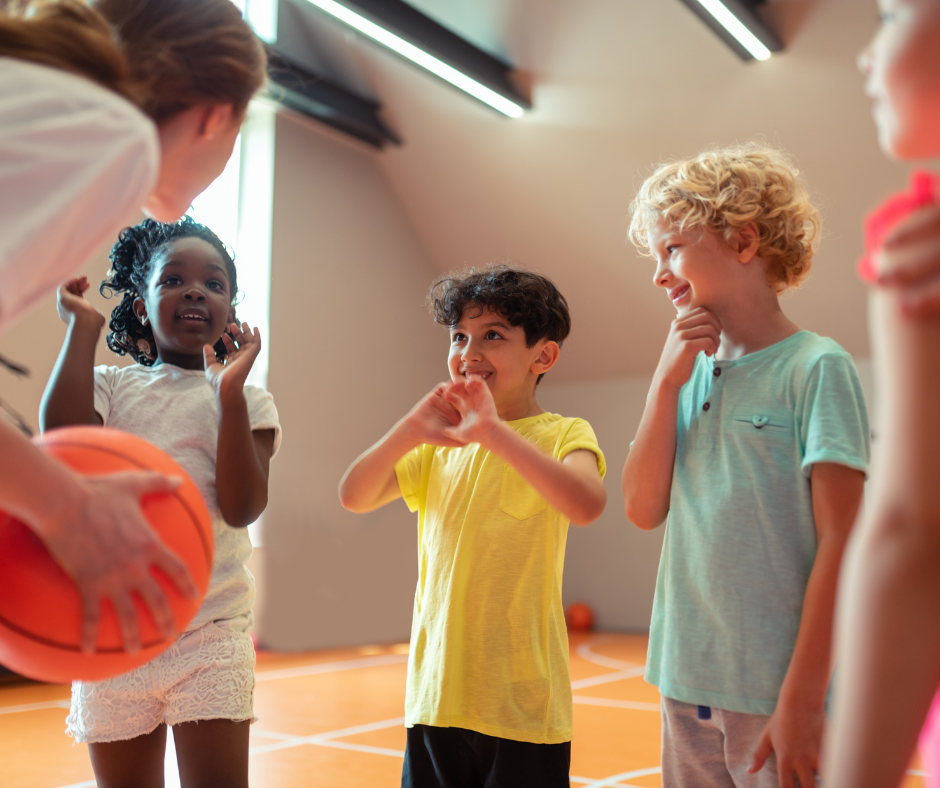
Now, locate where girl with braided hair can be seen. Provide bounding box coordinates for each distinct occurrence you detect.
[40,216,280,788]
[0,0,266,661]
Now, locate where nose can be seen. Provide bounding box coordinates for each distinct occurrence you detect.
[461,336,484,361]
[653,261,672,289]
[183,287,207,302]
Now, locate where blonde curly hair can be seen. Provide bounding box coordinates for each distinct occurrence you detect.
[628,144,821,292]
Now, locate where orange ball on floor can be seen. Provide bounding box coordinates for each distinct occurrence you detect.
[565,602,595,632]
[0,426,213,683]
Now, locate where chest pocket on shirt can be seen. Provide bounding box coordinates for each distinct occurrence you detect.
[731,409,794,441]
[499,464,547,520]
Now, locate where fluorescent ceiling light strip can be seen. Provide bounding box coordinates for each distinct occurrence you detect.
[696,0,772,61]
[303,0,525,118]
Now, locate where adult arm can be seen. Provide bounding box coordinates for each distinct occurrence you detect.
[622,307,721,529]
[749,462,865,788]
[825,288,940,787]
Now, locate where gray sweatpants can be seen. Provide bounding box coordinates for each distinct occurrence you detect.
[661,696,782,788]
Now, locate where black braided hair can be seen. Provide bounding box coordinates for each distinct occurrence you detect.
[100,216,239,366]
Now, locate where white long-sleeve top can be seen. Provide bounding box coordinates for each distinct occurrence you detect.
[0,57,159,332]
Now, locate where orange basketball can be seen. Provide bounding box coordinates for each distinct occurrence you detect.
[565,602,595,632]
[0,426,213,683]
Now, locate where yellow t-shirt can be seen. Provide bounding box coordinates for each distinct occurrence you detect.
[394,412,606,744]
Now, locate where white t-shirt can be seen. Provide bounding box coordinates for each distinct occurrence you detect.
[0,58,159,332]
[93,364,282,632]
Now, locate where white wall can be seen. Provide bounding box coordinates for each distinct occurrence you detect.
[258,114,445,650]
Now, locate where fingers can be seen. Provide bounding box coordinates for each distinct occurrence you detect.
[111,590,141,654]
[795,762,817,788]
[79,591,101,654]
[123,470,183,497]
[748,729,773,774]
[777,757,797,788]
[151,544,198,600]
[203,344,216,370]
[134,573,178,640]
[899,275,940,319]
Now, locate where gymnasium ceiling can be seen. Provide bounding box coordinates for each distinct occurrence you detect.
[276,0,903,381]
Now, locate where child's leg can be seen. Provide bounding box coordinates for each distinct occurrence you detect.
[88,725,167,788]
[661,697,736,788]
[174,719,251,788]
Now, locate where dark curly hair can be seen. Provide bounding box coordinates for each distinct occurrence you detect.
[100,216,238,366]
[427,264,571,384]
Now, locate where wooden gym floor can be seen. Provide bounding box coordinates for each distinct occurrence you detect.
[0,633,927,787]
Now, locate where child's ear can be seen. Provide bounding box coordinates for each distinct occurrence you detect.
[226,307,237,325]
[132,297,149,325]
[734,221,761,264]
[532,341,561,377]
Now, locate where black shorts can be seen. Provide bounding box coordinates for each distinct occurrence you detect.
[401,724,571,788]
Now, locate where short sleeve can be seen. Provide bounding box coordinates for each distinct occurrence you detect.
[244,386,282,459]
[394,447,424,513]
[0,60,158,332]
[555,418,607,478]
[92,365,120,425]
[799,354,871,477]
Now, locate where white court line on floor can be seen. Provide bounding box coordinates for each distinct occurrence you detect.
[580,765,663,788]
[254,653,408,682]
[0,699,70,714]
[249,716,407,757]
[573,695,661,711]
[577,638,644,673]
[571,668,646,690]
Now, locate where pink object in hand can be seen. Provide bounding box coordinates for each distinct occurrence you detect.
[858,171,940,282]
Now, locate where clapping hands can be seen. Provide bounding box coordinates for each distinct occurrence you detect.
[878,204,940,318]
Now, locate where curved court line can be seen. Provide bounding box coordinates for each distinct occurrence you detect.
[576,637,645,673]
[571,667,645,690]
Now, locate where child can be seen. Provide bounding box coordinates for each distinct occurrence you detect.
[40,216,280,788]
[338,265,607,788]
[826,2,940,786]
[622,145,870,788]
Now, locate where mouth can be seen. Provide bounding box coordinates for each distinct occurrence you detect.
[462,370,492,381]
[668,284,690,305]
[177,311,209,322]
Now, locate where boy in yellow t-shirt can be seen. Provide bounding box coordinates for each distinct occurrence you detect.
[339,264,607,788]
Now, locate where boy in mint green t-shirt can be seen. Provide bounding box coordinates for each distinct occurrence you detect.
[623,146,870,788]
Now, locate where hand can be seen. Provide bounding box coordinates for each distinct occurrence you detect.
[876,204,940,318]
[749,699,824,788]
[40,471,198,653]
[654,307,722,391]
[56,277,104,327]
[401,384,465,448]
[441,375,502,446]
[204,322,261,396]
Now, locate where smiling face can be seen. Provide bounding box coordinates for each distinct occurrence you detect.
[133,237,234,369]
[647,219,743,316]
[860,0,940,160]
[447,307,556,413]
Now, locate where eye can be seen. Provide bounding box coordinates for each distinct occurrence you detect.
[666,244,680,255]
[208,280,226,291]
[163,275,181,285]
[451,332,467,343]
[485,330,503,340]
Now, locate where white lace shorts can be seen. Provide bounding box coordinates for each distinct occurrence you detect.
[66,621,257,744]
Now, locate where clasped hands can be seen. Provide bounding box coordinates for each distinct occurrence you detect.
[407,375,502,449]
